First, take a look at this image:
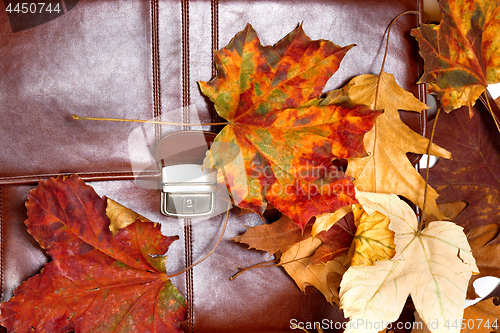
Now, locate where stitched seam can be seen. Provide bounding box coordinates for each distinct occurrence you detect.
[211,0,221,133]
[151,0,162,143]
[182,0,191,126]
[181,1,194,331]
[184,222,194,333]
[0,170,140,182]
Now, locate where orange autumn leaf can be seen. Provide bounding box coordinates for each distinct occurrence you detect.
[411,0,500,113]
[199,23,381,229]
[0,175,186,332]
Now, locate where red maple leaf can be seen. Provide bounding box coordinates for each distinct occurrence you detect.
[0,175,186,332]
[200,24,380,229]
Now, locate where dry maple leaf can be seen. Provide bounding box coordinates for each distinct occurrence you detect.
[339,191,478,333]
[414,296,500,333]
[231,215,313,255]
[0,175,186,333]
[466,223,500,298]
[461,297,500,332]
[280,237,347,307]
[279,214,354,307]
[199,23,381,229]
[423,105,500,243]
[411,0,500,113]
[234,212,354,306]
[233,212,354,263]
[322,72,451,222]
[350,204,395,266]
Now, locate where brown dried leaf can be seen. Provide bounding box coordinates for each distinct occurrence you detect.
[423,106,500,243]
[461,297,500,332]
[231,215,312,255]
[467,223,500,299]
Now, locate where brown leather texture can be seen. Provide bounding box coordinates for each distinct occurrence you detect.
[0,0,425,332]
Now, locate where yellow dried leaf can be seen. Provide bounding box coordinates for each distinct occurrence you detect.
[106,198,152,235]
[351,204,395,266]
[280,237,347,306]
[323,72,451,219]
[312,205,352,237]
[461,297,500,332]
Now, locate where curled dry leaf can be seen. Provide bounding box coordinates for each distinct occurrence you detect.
[351,204,395,266]
[313,205,352,237]
[199,23,381,229]
[280,237,347,307]
[411,0,500,113]
[323,71,451,221]
[0,175,186,333]
[106,198,152,234]
[461,297,500,333]
[340,191,478,333]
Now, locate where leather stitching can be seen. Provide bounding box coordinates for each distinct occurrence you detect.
[0,171,143,186]
[181,0,195,331]
[151,0,162,143]
[211,0,221,133]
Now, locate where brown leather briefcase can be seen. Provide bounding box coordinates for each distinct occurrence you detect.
[0,0,425,331]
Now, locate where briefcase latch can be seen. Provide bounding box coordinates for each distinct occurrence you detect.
[161,164,217,217]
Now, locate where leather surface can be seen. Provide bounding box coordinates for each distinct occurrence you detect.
[0,0,425,332]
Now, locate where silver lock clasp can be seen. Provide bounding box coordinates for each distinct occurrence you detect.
[155,130,220,218]
[161,164,217,217]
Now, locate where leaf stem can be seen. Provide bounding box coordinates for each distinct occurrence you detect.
[229,258,281,280]
[479,91,500,134]
[72,114,229,127]
[165,202,231,279]
[374,10,419,109]
[420,106,441,229]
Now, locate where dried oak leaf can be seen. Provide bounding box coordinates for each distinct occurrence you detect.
[461,297,500,332]
[351,203,395,266]
[0,175,186,333]
[340,192,478,333]
[322,72,451,222]
[411,0,500,113]
[199,23,381,229]
[423,105,500,243]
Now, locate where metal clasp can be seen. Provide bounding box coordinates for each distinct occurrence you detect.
[160,164,217,217]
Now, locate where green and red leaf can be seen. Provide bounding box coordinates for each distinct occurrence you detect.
[200,24,381,229]
[411,0,500,112]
